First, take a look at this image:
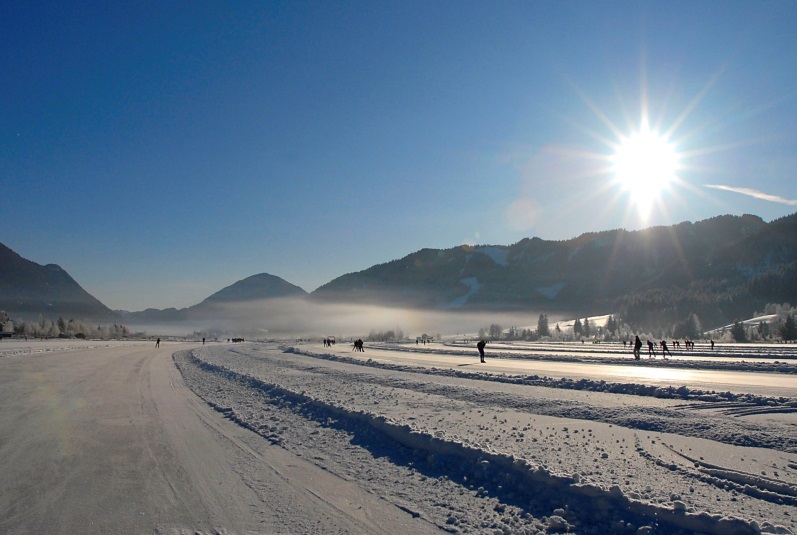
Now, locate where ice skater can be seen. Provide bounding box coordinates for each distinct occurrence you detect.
[477,339,486,363]
[661,340,672,358]
[633,336,642,360]
[155,338,160,348]
[647,340,656,358]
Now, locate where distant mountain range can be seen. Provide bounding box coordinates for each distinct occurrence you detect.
[2,211,796,330]
[311,212,797,328]
[0,242,116,321]
[118,273,308,323]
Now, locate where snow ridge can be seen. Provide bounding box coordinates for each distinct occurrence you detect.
[296,347,797,438]
[175,346,796,534]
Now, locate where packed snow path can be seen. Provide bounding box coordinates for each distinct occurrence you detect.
[0,341,438,535]
[176,341,797,535]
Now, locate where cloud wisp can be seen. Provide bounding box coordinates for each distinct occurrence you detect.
[706,184,797,206]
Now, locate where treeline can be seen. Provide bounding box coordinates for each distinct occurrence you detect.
[474,304,797,344]
[476,314,628,342]
[614,262,797,334]
[0,311,139,339]
[366,328,405,342]
[723,303,797,343]
[615,285,740,334]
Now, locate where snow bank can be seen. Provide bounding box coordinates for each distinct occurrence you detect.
[175,343,797,534]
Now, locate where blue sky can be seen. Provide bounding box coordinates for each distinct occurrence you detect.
[3,1,797,311]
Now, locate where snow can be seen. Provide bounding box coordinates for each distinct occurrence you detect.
[445,277,481,309]
[0,338,146,358]
[708,315,782,334]
[175,340,797,534]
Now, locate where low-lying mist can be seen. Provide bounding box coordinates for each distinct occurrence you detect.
[132,297,559,340]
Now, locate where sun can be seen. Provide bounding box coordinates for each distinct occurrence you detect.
[611,122,679,216]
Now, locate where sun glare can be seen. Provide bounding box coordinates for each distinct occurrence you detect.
[611,123,679,216]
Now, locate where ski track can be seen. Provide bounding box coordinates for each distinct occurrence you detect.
[175,342,797,535]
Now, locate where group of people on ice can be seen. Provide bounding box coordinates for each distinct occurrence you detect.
[352,338,365,352]
[628,336,711,360]
[630,336,672,360]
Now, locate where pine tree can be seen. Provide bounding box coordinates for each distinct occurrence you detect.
[606,315,617,336]
[781,314,797,341]
[537,314,550,337]
[730,321,747,343]
[758,321,770,340]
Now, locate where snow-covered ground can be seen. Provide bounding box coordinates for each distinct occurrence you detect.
[0,338,152,358]
[175,341,797,535]
[0,338,143,357]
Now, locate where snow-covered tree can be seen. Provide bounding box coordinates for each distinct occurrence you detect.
[488,323,503,340]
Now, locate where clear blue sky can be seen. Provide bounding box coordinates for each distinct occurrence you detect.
[3,1,797,311]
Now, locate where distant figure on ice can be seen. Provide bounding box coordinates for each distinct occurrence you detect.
[156,338,160,348]
[202,337,205,345]
[661,340,672,358]
[647,340,656,358]
[633,336,642,360]
[477,339,486,363]
[710,339,714,351]
[352,339,364,352]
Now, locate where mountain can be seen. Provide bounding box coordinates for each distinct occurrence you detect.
[0,242,117,321]
[6,212,796,332]
[123,273,308,323]
[311,213,797,329]
[196,273,308,305]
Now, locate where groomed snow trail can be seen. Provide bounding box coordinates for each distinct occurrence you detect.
[176,342,797,535]
[0,341,438,535]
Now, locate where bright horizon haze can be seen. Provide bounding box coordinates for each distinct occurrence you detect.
[3,2,797,311]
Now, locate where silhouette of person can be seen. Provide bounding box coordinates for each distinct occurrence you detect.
[661,340,672,358]
[647,340,656,358]
[477,339,486,363]
[156,338,160,348]
[633,336,642,360]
